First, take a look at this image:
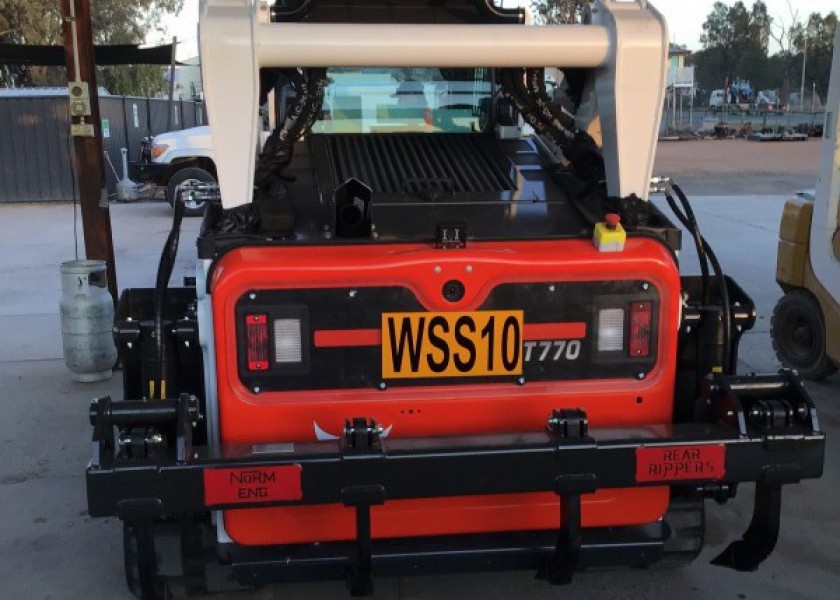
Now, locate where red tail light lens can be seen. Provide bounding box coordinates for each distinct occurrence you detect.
[245,314,269,371]
[629,301,652,357]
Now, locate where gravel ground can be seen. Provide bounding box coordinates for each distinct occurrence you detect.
[654,139,821,195]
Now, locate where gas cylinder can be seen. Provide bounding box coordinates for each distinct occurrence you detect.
[60,260,117,382]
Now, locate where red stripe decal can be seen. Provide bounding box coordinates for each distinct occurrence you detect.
[314,329,381,348]
[204,465,302,506]
[314,322,587,348]
[636,445,726,483]
[523,322,587,340]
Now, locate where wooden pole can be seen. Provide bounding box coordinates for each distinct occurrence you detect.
[60,0,118,300]
[166,36,178,130]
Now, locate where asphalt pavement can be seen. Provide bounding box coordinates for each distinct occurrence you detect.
[0,196,837,600]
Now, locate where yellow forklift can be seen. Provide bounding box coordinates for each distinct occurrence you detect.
[772,29,840,380]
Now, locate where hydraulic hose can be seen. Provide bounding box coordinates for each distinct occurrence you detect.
[151,196,185,399]
[664,182,732,373]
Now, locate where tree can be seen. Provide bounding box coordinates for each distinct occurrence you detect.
[530,0,590,25]
[695,1,775,97]
[792,12,838,103]
[0,0,184,94]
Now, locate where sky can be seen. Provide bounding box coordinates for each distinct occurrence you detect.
[158,0,839,60]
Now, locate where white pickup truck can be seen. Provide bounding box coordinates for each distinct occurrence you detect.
[131,125,217,216]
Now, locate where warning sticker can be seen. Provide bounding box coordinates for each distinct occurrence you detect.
[204,465,302,506]
[636,444,725,483]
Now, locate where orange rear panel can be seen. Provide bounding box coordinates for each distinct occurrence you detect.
[211,239,680,545]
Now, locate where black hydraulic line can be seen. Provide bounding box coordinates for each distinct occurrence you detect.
[502,68,604,184]
[499,69,567,149]
[665,183,732,373]
[525,67,578,134]
[671,184,712,305]
[521,67,605,183]
[673,183,731,372]
[700,233,733,373]
[295,68,328,137]
[664,193,710,305]
[255,68,327,189]
[151,196,185,399]
[254,69,308,188]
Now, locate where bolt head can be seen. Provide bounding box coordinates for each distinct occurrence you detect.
[636,372,646,380]
[378,382,387,391]
[434,266,442,274]
[252,386,261,394]
[248,293,256,300]
[642,282,650,291]
[348,289,357,298]
[516,377,526,386]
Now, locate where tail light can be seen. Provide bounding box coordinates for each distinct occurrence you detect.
[629,301,653,357]
[245,314,269,371]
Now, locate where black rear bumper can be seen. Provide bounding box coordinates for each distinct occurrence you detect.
[88,371,824,595]
[129,161,172,185]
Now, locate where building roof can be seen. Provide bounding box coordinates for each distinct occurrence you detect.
[669,43,691,57]
[0,86,110,97]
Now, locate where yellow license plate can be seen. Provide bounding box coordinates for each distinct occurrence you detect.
[381,310,524,379]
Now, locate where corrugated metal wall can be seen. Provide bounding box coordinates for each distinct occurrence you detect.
[0,96,207,203]
[0,97,76,202]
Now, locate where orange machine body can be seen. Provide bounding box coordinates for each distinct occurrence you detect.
[210,238,682,546]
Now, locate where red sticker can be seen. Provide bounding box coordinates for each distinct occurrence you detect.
[204,465,302,506]
[636,444,725,482]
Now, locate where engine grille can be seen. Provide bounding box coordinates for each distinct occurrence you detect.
[323,133,516,195]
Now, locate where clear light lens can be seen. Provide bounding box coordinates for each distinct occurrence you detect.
[598,308,625,352]
[274,319,303,363]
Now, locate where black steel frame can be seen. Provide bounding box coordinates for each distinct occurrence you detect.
[87,371,824,596]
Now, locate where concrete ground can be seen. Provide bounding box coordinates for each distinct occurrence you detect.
[1,185,838,599]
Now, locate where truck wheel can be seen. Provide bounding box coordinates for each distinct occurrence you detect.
[771,290,837,380]
[166,167,215,217]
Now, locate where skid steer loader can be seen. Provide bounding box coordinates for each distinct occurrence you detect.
[85,1,825,597]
